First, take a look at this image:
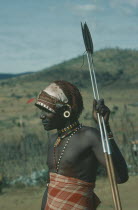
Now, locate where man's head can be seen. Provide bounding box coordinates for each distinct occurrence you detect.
[35,80,84,130]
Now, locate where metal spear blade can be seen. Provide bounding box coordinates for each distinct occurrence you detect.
[81,22,94,54]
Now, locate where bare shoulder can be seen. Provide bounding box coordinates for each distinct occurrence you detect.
[81,126,100,137]
[80,126,101,146]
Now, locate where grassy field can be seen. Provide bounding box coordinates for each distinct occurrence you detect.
[0,176,137,210]
[0,80,137,140]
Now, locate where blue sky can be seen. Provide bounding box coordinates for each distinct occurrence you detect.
[0,0,138,73]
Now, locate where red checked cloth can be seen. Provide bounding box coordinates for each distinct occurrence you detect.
[45,172,101,210]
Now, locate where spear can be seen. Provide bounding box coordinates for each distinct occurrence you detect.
[81,22,122,210]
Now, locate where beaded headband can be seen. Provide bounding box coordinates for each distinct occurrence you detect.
[35,83,70,113]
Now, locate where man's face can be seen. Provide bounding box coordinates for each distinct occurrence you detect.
[39,108,66,131]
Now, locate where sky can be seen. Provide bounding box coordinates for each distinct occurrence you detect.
[0,0,138,73]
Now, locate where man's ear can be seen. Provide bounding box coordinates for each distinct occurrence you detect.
[63,104,71,118]
[56,103,71,118]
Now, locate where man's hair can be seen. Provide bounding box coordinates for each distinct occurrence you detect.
[54,80,84,122]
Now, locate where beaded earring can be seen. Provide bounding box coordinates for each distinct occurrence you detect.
[63,104,71,118]
[63,111,70,118]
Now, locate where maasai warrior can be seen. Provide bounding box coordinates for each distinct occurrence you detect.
[35,80,128,210]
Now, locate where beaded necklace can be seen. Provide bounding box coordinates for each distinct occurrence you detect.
[54,121,79,147]
[59,121,78,133]
[54,124,82,173]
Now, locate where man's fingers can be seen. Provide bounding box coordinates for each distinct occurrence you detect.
[92,98,110,124]
[95,99,104,110]
[96,105,110,116]
[96,104,104,113]
[98,98,104,106]
[93,99,109,115]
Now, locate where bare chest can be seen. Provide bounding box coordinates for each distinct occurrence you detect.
[47,134,93,173]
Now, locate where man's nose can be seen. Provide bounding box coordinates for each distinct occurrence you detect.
[40,112,46,119]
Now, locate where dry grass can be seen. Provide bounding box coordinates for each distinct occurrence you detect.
[0,176,137,210]
[95,176,138,209]
[0,78,137,141]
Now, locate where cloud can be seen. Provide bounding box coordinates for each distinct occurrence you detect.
[110,0,138,8]
[125,0,138,7]
[75,4,97,12]
[109,0,137,16]
[121,7,135,15]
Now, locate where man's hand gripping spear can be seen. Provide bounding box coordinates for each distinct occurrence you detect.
[81,22,122,210]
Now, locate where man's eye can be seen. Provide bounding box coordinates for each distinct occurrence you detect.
[40,107,51,113]
[43,109,52,114]
[46,110,52,114]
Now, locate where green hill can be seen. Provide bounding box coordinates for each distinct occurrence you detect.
[0,72,33,80]
[1,48,138,89]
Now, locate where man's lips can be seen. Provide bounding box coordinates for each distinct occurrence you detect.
[42,122,48,124]
[42,120,49,124]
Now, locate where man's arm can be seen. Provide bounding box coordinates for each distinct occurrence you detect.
[91,99,129,184]
[91,127,129,184]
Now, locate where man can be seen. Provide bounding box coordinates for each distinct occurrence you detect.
[35,80,128,210]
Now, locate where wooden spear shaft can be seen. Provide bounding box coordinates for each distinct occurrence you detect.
[104,153,118,210]
[97,117,120,209]
[81,22,122,210]
[108,154,122,210]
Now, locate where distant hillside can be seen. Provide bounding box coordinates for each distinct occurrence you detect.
[0,72,34,80]
[1,48,137,89]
